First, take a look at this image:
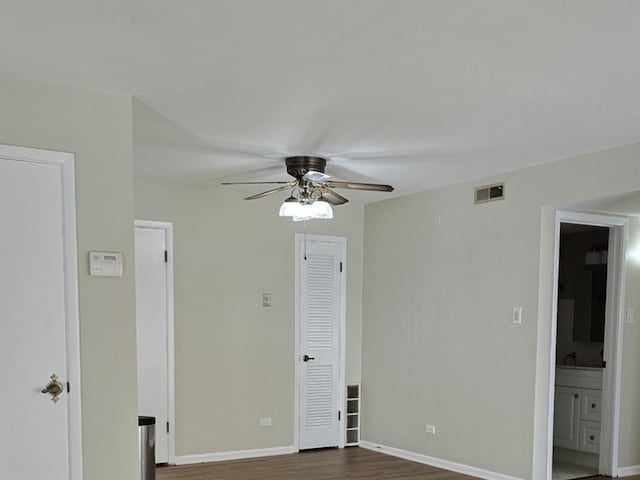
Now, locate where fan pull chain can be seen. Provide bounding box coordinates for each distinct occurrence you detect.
[303,220,308,260]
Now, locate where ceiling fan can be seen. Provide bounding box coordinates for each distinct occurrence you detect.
[221,155,394,209]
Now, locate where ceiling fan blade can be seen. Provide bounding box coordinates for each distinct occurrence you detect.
[324,181,394,192]
[222,181,291,185]
[244,184,293,200]
[320,187,349,205]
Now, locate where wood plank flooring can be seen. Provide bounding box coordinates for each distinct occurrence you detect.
[157,447,638,479]
[158,448,473,479]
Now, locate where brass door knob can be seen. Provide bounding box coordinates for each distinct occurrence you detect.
[41,374,64,403]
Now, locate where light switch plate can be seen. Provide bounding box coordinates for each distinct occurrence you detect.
[259,417,272,426]
[512,307,523,325]
[425,424,436,434]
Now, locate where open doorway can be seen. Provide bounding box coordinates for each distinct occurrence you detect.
[547,211,628,480]
[552,223,608,479]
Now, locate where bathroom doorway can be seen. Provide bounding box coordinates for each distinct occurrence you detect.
[547,211,627,480]
[552,223,608,479]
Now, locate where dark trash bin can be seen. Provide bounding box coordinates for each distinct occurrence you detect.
[138,416,156,480]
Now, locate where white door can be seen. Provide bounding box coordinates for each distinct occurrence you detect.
[296,235,345,450]
[0,147,81,479]
[135,225,170,463]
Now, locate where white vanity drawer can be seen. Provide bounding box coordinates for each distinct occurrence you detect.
[581,389,602,422]
[579,421,600,454]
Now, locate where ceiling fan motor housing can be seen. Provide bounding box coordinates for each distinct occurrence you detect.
[285,156,327,179]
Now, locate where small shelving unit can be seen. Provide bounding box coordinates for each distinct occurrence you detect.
[345,383,360,446]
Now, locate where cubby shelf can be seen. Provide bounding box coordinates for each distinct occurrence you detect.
[346,384,360,446]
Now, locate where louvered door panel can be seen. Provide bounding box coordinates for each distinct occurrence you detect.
[306,254,334,351]
[305,365,334,429]
[299,238,342,450]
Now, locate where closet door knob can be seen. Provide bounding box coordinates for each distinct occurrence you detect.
[41,373,64,403]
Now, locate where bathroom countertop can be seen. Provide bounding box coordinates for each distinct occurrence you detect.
[556,364,603,389]
[556,364,604,371]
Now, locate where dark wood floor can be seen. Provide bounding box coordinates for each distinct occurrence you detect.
[157,448,475,479]
[157,447,637,479]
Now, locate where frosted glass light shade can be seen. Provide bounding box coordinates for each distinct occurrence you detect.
[279,199,333,221]
[307,200,333,219]
[278,200,302,217]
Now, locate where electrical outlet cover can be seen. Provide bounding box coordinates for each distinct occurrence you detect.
[262,293,271,307]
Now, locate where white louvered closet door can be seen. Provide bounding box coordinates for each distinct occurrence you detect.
[298,236,343,450]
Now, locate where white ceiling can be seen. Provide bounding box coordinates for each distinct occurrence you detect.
[1,1,640,199]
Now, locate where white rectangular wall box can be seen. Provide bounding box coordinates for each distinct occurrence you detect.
[512,307,523,325]
[89,251,123,276]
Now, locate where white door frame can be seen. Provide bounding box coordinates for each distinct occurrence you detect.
[293,234,347,451]
[134,220,176,464]
[0,143,83,479]
[545,210,628,479]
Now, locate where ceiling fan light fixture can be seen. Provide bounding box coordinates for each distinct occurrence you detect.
[279,199,333,221]
[225,155,393,215]
[278,196,299,217]
[309,200,333,219]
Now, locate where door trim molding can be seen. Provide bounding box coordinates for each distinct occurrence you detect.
[544,210,628,479]
[134,220,176,465]
[0,144,83,480]
[293,234,347,451]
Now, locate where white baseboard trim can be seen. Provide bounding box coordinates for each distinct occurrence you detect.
[360,441,523,480]
[618,465,640,476]
[175,446,296,465]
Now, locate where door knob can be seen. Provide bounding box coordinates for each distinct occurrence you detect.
[41,373,64,403]
[302,354,315,362]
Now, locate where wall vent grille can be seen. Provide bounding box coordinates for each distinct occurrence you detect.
[474,182,505,204]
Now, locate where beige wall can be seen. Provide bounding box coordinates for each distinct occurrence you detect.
[134,178,364,455]
[362,143,640,479]
[0,75,138,479]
